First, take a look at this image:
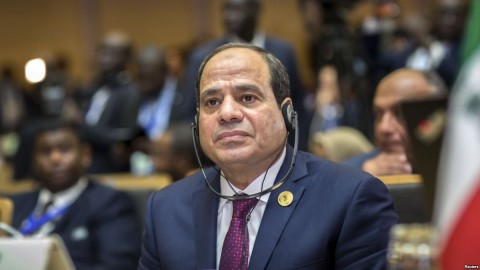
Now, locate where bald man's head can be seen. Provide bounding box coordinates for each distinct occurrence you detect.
[374,69,446,155]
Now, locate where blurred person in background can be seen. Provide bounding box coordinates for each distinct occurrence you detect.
[13,53,83,179]
[0,65,25,170]
[0,65,26,134]
[149,122,201,181]
[23,53,82,121]
[343,69,447,176]
[10,118,141,270]
[376,0,469,88]
[81,31,142,174]
[298,0,375,141]
[135,45,193,141]
[129,45,195,175]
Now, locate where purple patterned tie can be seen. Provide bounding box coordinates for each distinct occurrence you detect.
[219,198,259,270]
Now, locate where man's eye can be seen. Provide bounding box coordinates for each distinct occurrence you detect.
[242,95,254,103]
[374,110,384,121]
[207,99,219,107]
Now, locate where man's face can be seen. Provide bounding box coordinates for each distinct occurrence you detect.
[374,71,435,155]
[198,48,288,170]
[223,0,257,37]
[136,59,167,97]
[98,43,129,75]
[33,129,90,193]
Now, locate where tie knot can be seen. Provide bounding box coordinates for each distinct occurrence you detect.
[232,198,258,219]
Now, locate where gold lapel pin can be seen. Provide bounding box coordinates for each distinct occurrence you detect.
[278,191,293,207]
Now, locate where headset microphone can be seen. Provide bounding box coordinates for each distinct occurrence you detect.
[191,104,298,201]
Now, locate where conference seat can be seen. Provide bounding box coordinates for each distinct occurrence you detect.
[0,197,14,237]
[378,174,431,224]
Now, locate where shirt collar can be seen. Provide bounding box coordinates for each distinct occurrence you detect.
[218,146,286,210]
[38,177,88,209]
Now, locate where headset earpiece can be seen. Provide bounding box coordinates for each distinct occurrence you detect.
[282,103,295,132]
[193,113,199,139]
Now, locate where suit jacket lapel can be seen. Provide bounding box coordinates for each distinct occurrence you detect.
[13,192,39,228]
[51,184,89,234]
[249,146,308,269]
[193,169,220,269]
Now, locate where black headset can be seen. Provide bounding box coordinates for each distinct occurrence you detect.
[191,103,298,200]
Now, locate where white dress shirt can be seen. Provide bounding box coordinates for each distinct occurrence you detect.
[216,147,286,268]
[30,178,88,236]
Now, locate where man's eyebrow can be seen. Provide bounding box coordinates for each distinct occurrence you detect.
[200,83,266,99]
[200,88,220,100]
[234,83,264,96]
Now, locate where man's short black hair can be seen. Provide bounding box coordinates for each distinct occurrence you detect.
[32,117,85,144]
[195,43,291,109]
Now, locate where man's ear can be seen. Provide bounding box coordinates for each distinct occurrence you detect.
[281,98,293,109]
[281,98,295,132]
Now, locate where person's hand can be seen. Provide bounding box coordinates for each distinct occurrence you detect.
[362,152,412,176]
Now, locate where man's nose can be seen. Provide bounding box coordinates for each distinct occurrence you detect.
[378,112,396,134]
[49,149,63,163]
[218,97,243,123]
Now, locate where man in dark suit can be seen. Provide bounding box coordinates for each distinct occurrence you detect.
[10,118,141,270]
[139,43,397,269]
[135,45,193,140]
[82,31,142,173]
[183,0,308,149]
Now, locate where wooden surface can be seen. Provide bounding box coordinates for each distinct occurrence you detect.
[378,174,423,185]
[0,173,172,195]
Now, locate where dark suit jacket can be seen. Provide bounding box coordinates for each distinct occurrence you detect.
[139,146,398,269]
[11,180,142,270]
[376,41,461,88]
[182,36,309,150]
[82,77,142,173]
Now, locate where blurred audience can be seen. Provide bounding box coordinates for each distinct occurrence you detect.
[0,66,26,134]
[150,122,199,181]
[13,54,84,180]
[9,118,141,270]
[24,53,82,121]
[298,0,375,141]
[135,45,193,140]
[81,31,142,173]
[0,66,25,168]
[376,0,469,88]
[343,68,447,176]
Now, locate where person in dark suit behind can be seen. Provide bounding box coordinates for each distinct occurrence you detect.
[183,0,308,149]
[135,45,193,140]
[10,118,141,270]
[82,31,142,173]
[139,43,397,269]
